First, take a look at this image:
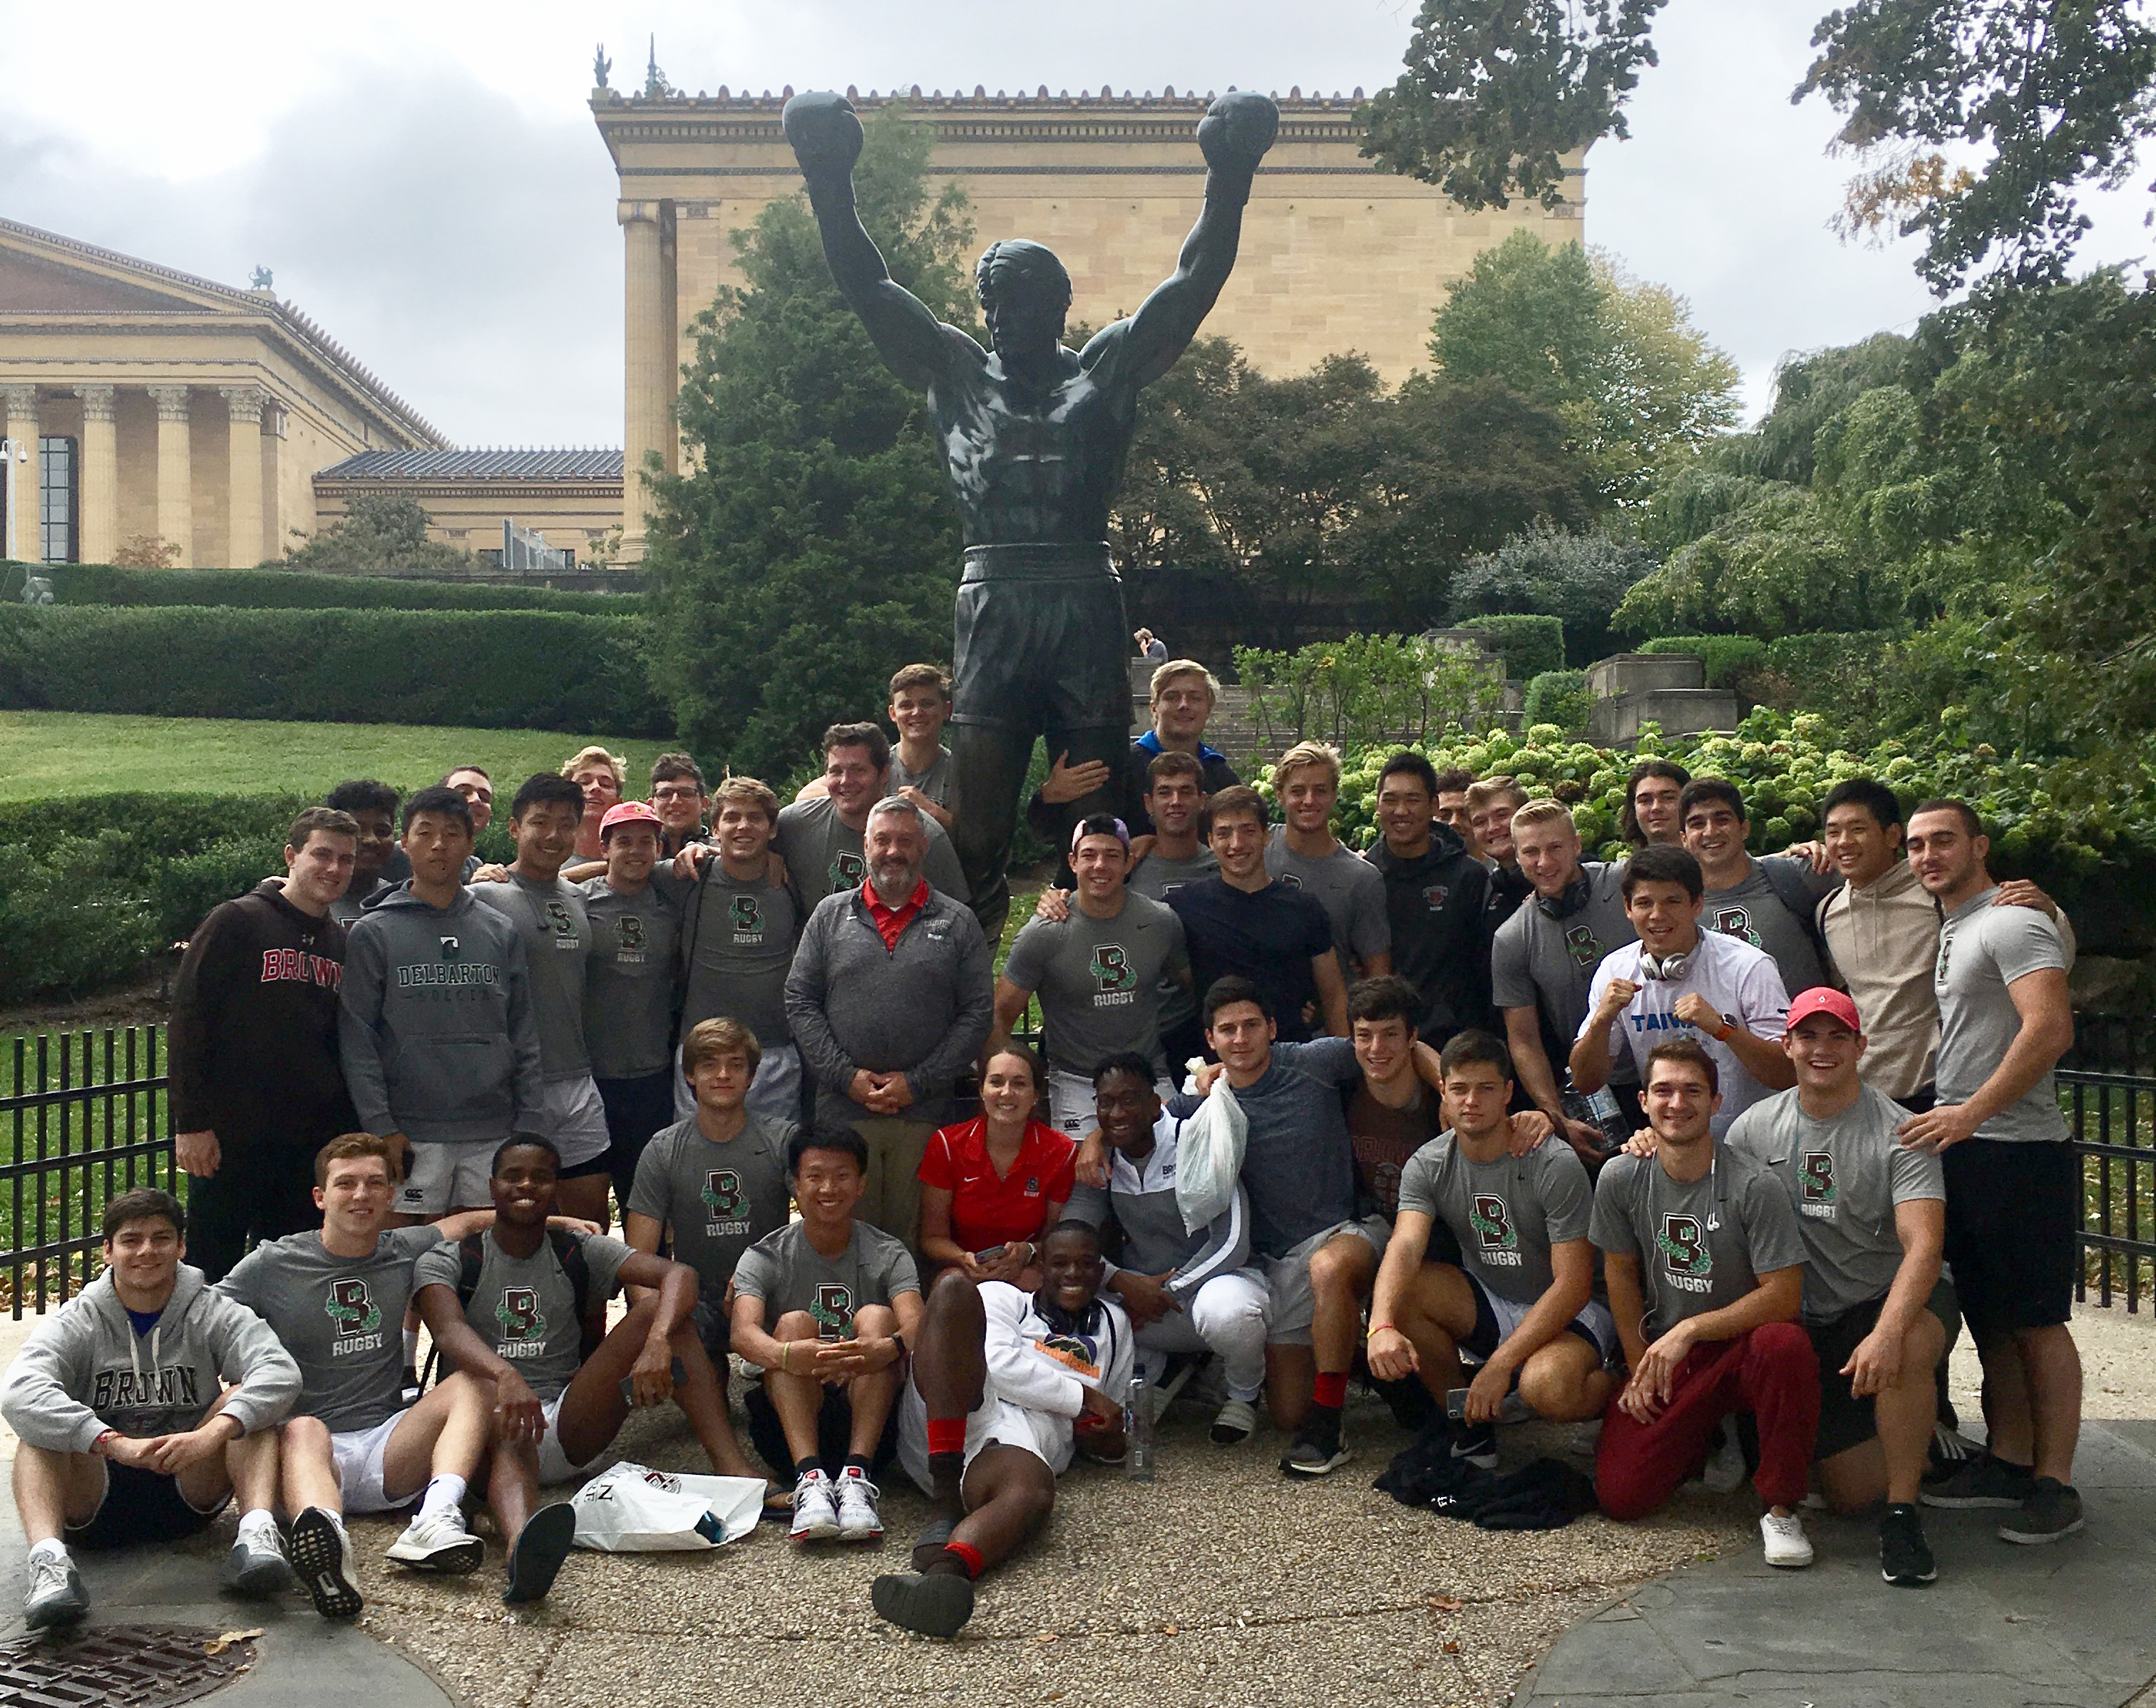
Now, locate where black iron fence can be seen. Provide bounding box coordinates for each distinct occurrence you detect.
[0,1012,2151,1315]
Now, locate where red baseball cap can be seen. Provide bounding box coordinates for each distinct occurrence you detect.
[600,800,665,840]
[1785,987,1862,1035]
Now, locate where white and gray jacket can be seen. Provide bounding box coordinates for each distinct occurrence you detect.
[0,1266,299,1453]
[1066,1111,1254,1304]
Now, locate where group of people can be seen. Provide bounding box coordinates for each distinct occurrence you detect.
[3,653,2088,1641]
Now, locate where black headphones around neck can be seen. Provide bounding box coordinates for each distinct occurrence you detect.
[1536,874,1593,920]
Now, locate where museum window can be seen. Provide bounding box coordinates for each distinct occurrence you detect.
[39,436,78,564]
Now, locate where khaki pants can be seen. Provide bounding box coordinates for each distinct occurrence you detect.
[844,1114,938,1248]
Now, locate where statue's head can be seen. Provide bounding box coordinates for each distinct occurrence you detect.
[975,240,1071,362]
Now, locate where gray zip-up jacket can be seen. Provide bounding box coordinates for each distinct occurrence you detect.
[338,883,546,1146]
[784,885,994,1126]
[1065,1114,1253,1303]
[1,1266,299,1452]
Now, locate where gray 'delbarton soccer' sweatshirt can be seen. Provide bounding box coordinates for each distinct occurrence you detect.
[338,883,547,1146]
[0,1265,300,1452]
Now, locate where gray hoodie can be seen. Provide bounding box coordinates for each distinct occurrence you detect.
[0,1265,299,1453]
[338,883,546,1146]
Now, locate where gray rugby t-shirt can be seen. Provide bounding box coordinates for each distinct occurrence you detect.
[1703,858,1834,999]
[1129,849,1219,1040]
[1589,1147,1808,1340]
[216,1224,444,1434]
[1934,887,2072,1143]
[626,1114,795,1305]
[676,865,800,1048]
[471,873,591,1081]
[576,878,679,1080]
[1724,1085,1942,1323]
[732,1221,921,1333]
[890,746,955,810]
[1490,860,1636,1076]
[412,1228,632,1403]
[774,795,969,910]
[1397,1132,1593,1308]
[1002,892,1189,1076]
[1264,828,1390,979]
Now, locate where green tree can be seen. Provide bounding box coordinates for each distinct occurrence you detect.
[282,493,471,573]
[1362,0,2156,292]
[642,108,977,780]
[1429,231,1738,503]
[1452,518,1655,664]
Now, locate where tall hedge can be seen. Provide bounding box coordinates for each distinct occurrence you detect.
[1638,634,1769,686]
[1459,613,1565,679]
[5,562,642,614]
[0,607,672,736]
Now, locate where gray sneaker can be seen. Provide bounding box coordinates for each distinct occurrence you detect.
[1998,1476,2084,1545]
[220,1529,294,1599]
[24,1551,88,1630]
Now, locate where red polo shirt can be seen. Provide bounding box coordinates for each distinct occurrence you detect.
[862,877,930,951]
[917,1117,1079,1253]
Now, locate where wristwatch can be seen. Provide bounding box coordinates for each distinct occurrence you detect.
[1713,1014,1737,1043]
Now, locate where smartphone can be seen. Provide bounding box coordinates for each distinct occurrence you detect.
[975,1245,1007,1263]
[1445,1387,1470,1420]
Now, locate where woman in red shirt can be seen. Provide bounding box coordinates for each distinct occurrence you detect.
[916,1041,1076,1287]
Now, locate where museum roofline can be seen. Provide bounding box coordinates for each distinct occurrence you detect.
[0,215,445,448]
[317,448,625,481]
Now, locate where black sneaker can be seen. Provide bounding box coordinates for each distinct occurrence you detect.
[1926,1424,1983,1480]
[1879,1503,1936,1586]
[1998,1477,2084,1545]
[1280,1411,1351,1478]
[503,1502,578,1605]
[1449,1421,1499,1471]
[1919,1450,2033,1510]
[871,1570,976,1638]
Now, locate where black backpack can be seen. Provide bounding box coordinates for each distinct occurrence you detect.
[451,1229,605,1360]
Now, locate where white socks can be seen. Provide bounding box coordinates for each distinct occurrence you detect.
[237,1508,278,1545]
[419,1473,467,1523]
[27,1538,66,1565]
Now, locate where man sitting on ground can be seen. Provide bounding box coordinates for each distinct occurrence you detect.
[729,1123,925,1544]
[875,1221,1132,1638]
[217,1135,497,1618]
[414,1138,749,1603]
[1366,1031,1616,1468]
[1725,988,1953,1587]
[1067,1054,1266,1444]
[1591,1041,1820,1568]
[3,1190,302,1630]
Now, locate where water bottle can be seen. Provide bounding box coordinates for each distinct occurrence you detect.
[1124,1373,1156,1482]
[1565,1079,1633,1153]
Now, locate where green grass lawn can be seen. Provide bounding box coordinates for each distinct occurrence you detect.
[0,711,679,802]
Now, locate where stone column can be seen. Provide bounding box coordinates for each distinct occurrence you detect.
[220,386,265,567]
[619,198,676,557]
[1,384,36,562]
[146,385,193,567]
[73,385,118,565]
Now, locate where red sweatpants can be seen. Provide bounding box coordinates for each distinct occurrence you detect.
[1595,1322,1820,1521]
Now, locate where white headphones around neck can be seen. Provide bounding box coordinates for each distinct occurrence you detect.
[1639,950,1693,982]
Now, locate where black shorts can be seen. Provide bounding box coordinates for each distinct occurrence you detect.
[1808,1278,1961,1461]
[744,1379,900,1480]
[950,545,1130,734]
[65,1460,225,1550]
[559,1149,614,1181]
[1942,1139,2078,1344]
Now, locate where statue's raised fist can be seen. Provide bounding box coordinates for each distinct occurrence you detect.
[1197,91,1279,176]
[784,91,865,180]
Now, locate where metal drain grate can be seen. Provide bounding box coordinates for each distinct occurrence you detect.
[0,1622,255,1707]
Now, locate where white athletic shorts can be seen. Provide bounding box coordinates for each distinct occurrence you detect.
[1044,1069,1174,1144]
[394,1138,498,1217]
[535,1392,597,1486]
[330,1410,412,1515]
[541,1076,612,1168]
[1462,1272,1621,1368]
[895,1372,1069,1498]
[1262,1216,1388,1347]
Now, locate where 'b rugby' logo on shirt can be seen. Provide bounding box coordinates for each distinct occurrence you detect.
[617,914,647,952]
[829,852,866,890]
[1800,1152,1837,1218]
[496,1287,545,1341]
[1564,924,1601,968]
[325,1278,381,1334]
[1656,1215,1712,1278]
[545,900,580,946]
[730,894,761,932]
[1711,906,1762,949]
[1089,945,1136,994]
[811,1282,853,1337]
[1470,1194,1519,1251]
[702,1170,745,1218]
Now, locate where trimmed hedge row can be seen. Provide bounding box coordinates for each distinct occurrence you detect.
[1459,613,1566,679]
[0,606,673,736]
[7,562,641,614]
[1638,634,1770,686]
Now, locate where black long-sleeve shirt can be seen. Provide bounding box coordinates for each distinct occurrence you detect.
[1364,825,1494,1047]
[169,880,354,1146]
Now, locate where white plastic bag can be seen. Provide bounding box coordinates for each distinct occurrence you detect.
[570,1461,767,1552]
[1174,1071,1246,1233]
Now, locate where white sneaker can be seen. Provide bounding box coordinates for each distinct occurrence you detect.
[833,1466,884,1542]
[1210,1396,1259,1445]
[387,1508,485,1574]
[1760,1511,1815,1568]
[23,1550,87,1630]
[790,1468,840,1542]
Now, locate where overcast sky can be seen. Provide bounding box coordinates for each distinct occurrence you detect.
[4,1,2147,443]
